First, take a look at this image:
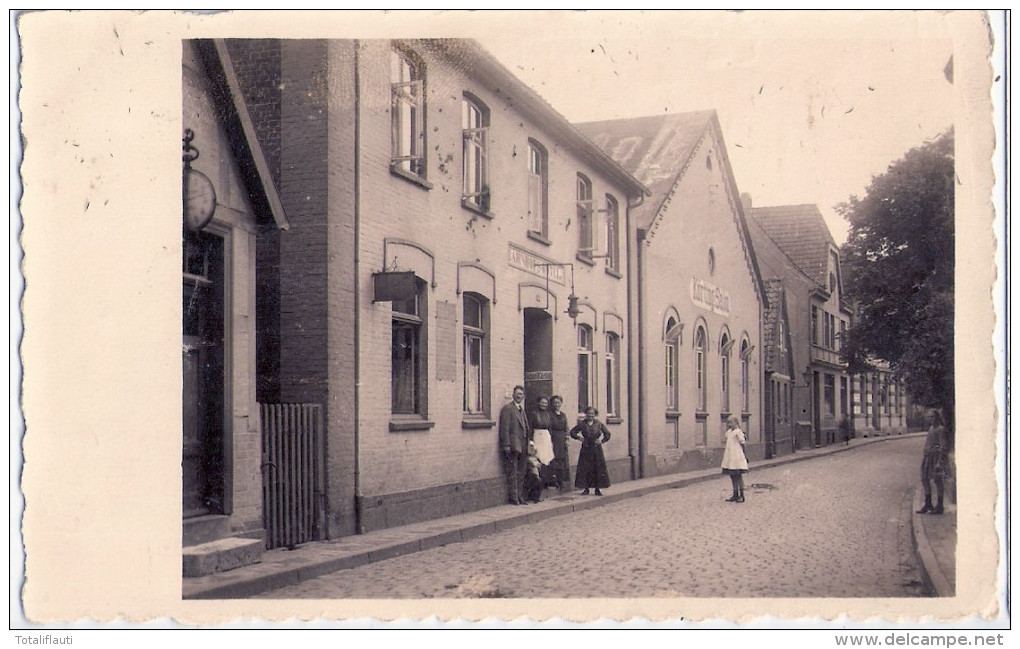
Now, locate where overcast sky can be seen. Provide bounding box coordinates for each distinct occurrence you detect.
[475,12,957,244]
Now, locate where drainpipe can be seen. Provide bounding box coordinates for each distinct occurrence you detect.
[634,224,647,479]
[352,40,363,535]
[624,197,638,479]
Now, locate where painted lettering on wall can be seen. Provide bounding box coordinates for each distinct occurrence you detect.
[508,244,566,285]
[691,276,730,316]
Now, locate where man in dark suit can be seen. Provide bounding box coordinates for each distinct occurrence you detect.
[498,385,531,505]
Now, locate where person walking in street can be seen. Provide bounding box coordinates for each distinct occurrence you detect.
[547,395,571,492]
[840,414,853,445]
[570,406,611,495]
[498,385,531,505]
[916,408,950,515]
[721,414,748,502]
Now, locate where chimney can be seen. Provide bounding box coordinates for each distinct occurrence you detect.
[740,193,753,210]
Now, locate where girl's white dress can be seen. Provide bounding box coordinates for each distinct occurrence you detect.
[720,428,748,473]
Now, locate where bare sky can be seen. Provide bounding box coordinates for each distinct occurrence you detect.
[476,12,958,244]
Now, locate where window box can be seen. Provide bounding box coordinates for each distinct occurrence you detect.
[389,418,436,432]
[604,266,622,279]
[460,197,494,219]
[527,231,552,247]
[390,165,433,190]
[461,418,496,430]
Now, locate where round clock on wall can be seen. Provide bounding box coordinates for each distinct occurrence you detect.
[183,166,217,232]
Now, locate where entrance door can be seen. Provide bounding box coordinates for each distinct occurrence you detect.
[523,308,553,412]
[183,231,225,518]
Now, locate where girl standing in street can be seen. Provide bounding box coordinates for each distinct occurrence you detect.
[570,406,611,495]
[720,414,748,502]
[547,395,571,492]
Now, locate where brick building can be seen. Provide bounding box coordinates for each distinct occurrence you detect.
[744,202,858,448]
[216,38,647,540]
[577,112,765,476]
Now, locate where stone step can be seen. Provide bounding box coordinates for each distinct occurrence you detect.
[183,514,230,547]
[182,537,264,578]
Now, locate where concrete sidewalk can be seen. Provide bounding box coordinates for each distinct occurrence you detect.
[184,432,948,599]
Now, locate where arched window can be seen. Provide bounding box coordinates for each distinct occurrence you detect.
[577,324,595,413]
[720,332,731,413]
[665,316,680,411]
[740,339,751,413]
[462,95,489,210]
[695,325,707,412]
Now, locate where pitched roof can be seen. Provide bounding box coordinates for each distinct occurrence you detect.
[575,111,716,228]
[747,204,835,287]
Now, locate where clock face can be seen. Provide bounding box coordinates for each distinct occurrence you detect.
[183,168,217,231]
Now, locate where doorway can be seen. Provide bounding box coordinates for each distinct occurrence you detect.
[523,308,553,412]
[183,230,226,518]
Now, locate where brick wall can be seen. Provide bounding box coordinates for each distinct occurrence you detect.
[353,40,634,517]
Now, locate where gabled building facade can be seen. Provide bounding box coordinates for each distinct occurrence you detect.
[578,112,765,476]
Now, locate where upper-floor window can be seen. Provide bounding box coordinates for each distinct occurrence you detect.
[527,140,548,238]
[605,332,621,418]
[839,319,847,352]
[462,95,489,211]
[462,293,490,416]
[605,194,620,272]
[391,46,425,178]
[777,317,789,375]
[695,325,707,412]
[576,174,594,258]
[577,324,595,414]
[392,277,427,415]
[811,305,819,346]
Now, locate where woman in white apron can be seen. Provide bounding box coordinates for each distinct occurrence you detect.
[528,396,556,472]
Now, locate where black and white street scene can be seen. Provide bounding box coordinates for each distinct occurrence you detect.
[179,15,967,606]
[16,10,1003,630]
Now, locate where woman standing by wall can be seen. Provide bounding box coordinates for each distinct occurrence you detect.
[570,407,611,495]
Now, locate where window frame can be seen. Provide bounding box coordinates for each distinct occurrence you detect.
[577,324,595,414]
[461,292,490,417]
[720,332,731,414]
[526,140,549,240]
[740,339,751,413]
[695,325,707,412]
[391,46,427,180]
[664,316,680,412]
[605,332,621,419]
[391,277,428,418]
[461,94,490,212]
[576,174,594,260]
[605,194,620,273]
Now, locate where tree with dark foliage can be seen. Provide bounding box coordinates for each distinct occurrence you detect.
[838,129,954,447]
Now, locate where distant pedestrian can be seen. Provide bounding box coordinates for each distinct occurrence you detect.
[840,415,853,445]
[720,414,748,502]
[916,408,950,515]
[570,406,611,495]
[547,395,571,492]
[498,385,531,506]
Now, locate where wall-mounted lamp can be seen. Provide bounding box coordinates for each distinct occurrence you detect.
[535,261,580,321]
[183,128,217,232]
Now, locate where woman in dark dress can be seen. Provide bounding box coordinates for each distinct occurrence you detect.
[547,395,571,492]
[570,406,611,495]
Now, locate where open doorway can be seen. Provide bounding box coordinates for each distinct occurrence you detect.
[523,307,553,413]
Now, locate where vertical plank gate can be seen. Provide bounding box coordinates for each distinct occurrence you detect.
[260,403,326,550]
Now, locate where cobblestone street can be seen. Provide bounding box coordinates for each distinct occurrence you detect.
[256,436,927,599]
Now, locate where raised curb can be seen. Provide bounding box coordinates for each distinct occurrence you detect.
[910,489,955,597]
[184,433,926,599]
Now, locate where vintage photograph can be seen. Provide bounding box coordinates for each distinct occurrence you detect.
[16,9,1003,629]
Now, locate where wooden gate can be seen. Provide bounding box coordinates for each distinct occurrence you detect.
[260,403,326,550]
